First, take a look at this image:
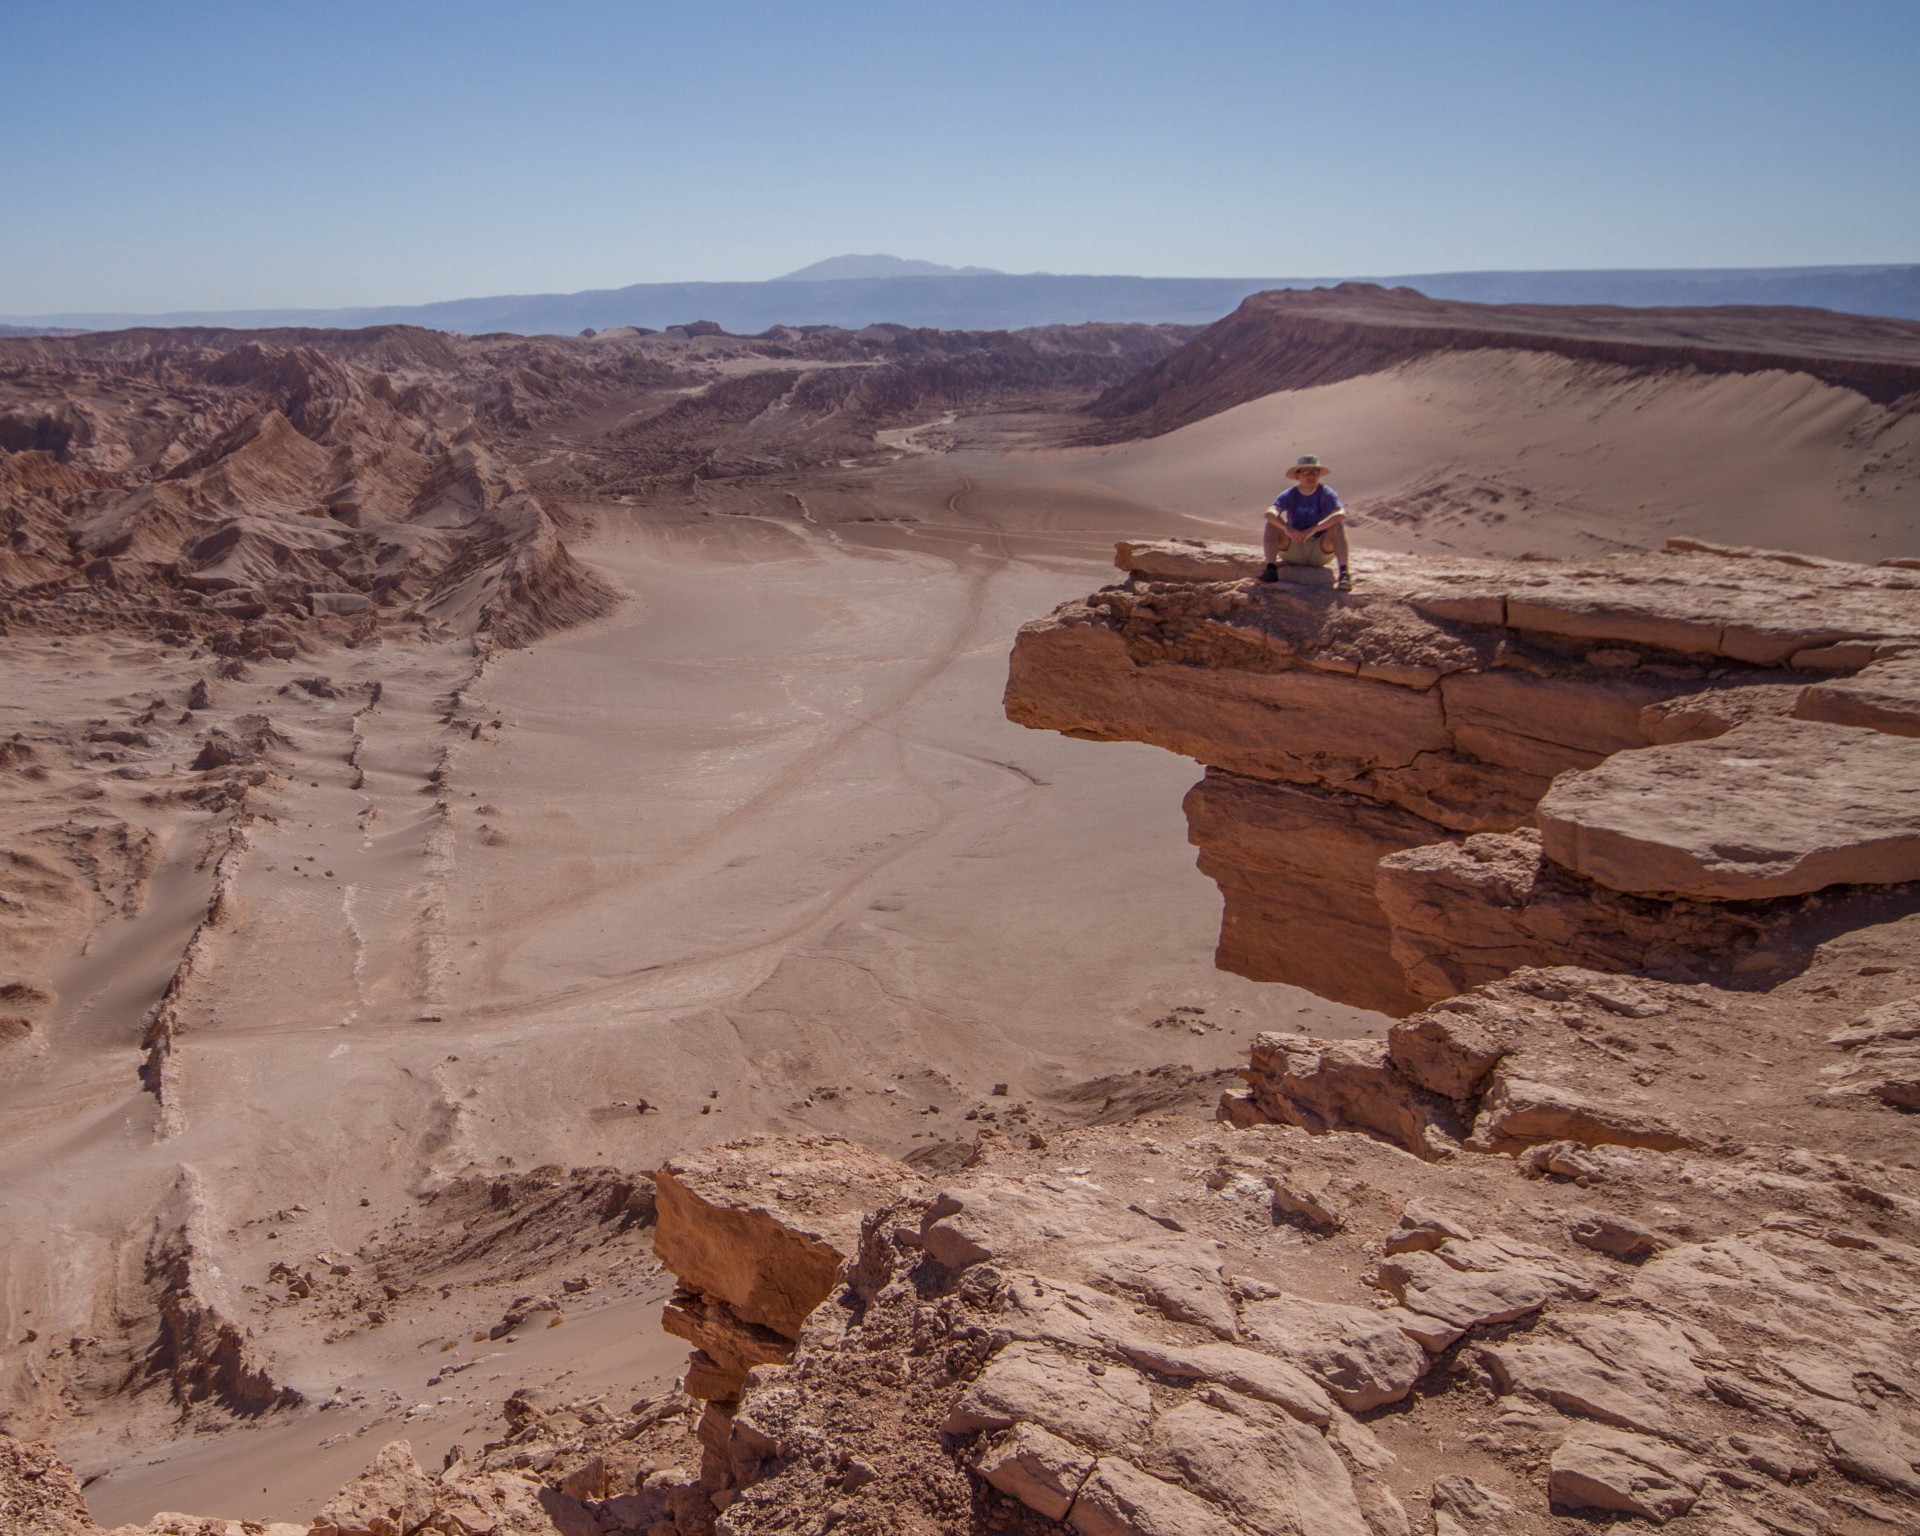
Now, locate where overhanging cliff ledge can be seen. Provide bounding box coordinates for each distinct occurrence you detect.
[1004,538,1920,1015]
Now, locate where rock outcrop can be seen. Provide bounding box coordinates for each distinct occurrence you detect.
[639,908,1920,1533]
[1005,539,1920,1013]
[652,1135,933,1491]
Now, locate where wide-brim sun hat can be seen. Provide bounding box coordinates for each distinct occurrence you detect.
[1287,455,1331,478]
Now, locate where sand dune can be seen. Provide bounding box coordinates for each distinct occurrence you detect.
[1025,348,1920,561]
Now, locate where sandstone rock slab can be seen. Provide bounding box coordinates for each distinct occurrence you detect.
[1239,1294,1429,1410]
[944,1341,1154,1451]
[1548,1426,1706,1524]
[1114,538,1262,583]
[1480,1315,1707,1438]
[1069,1454,1245,1536]
[975,1422,1095,1521]
[1795,657,1920,738]
[1235,1032,1462,1160]
[1116,1338,1334,1427]
[1469,1070,1693,1153]
[1151,1393,1376,1536]
[654,1134,925,1337]
[919,1178,1166,1273]
[1536,719,1920,900]
[1377,1249,1558,1330]
[1429,1474,1516,1536]
[1005,605,1453,788]
[1084,1239,1238,1338]
[1441,669,1675,779]
[1377,828,1785,1006]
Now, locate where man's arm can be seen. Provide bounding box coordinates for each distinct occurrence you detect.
[1295,508,1349,538]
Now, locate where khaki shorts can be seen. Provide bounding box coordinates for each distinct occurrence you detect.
[1279,536,1334,567]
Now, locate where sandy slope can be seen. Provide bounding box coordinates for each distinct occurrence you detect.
[1035,349,1920,561]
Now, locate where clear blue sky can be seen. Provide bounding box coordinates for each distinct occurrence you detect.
[5,0,1916,313]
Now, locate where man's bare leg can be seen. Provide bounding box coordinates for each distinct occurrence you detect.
[1326,523,1350,576]
[1262,514,1285,565]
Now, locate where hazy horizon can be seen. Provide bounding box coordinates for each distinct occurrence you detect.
[13,256,1920,337]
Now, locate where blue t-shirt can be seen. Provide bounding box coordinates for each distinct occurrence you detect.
[1274,484,1343,531]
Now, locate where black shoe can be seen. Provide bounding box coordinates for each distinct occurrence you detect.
[1336,570,1353,591]
[1258,563,1279,584]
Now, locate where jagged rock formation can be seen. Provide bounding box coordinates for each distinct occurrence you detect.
[135,1171,304,1417]
[1004,538,1920,1014]
[1,319,1187,651]
[0,331,619,651]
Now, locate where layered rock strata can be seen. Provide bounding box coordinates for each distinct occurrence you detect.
[653,1135,933,1490]
[1005,538,1920,1013]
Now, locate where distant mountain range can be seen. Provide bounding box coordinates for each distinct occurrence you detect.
[777,255,1004,281]
[6,257,1917,335]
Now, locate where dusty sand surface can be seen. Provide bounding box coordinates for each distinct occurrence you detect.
[3,297,1915,1529]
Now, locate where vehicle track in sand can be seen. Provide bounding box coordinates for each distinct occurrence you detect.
[444,474,1035,1026]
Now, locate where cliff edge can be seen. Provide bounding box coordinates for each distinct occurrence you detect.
[1004,538,1920,1015]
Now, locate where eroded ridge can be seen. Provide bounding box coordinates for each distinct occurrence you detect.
[1004,538,1920,1014]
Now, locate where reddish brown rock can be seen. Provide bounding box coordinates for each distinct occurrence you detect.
[1228,1033,1464,1159]
[943,1341,1154,1449]
[974,1423,1095,1521]
[1548,1426,1706,1524]
[1238,1294,1431,1411]
[1068,1455,1241,1536]
[653,1134,925,1339]
[307,1440,443,1536]
[1186,772,1437,1014]
[1376,829,1815,1005]
[1537,718,1920,899]
[1794,655,1920,738]
[1114,538,1264,582]
[1004,601,1453,790]
[1010,542,1920,1012]
[1438,668,1676,779]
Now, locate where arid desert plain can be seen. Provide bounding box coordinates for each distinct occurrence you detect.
[5,286,1920,1535]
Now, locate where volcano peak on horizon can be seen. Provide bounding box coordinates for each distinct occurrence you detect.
[775,253,1005,281]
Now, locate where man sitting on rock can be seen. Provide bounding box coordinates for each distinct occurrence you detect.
[1261,454,1352,590]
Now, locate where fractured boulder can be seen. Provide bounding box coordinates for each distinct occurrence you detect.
[1238,1294,1430,1411]
[1547,1425,1706,1524]
[1536,718,1920,901]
